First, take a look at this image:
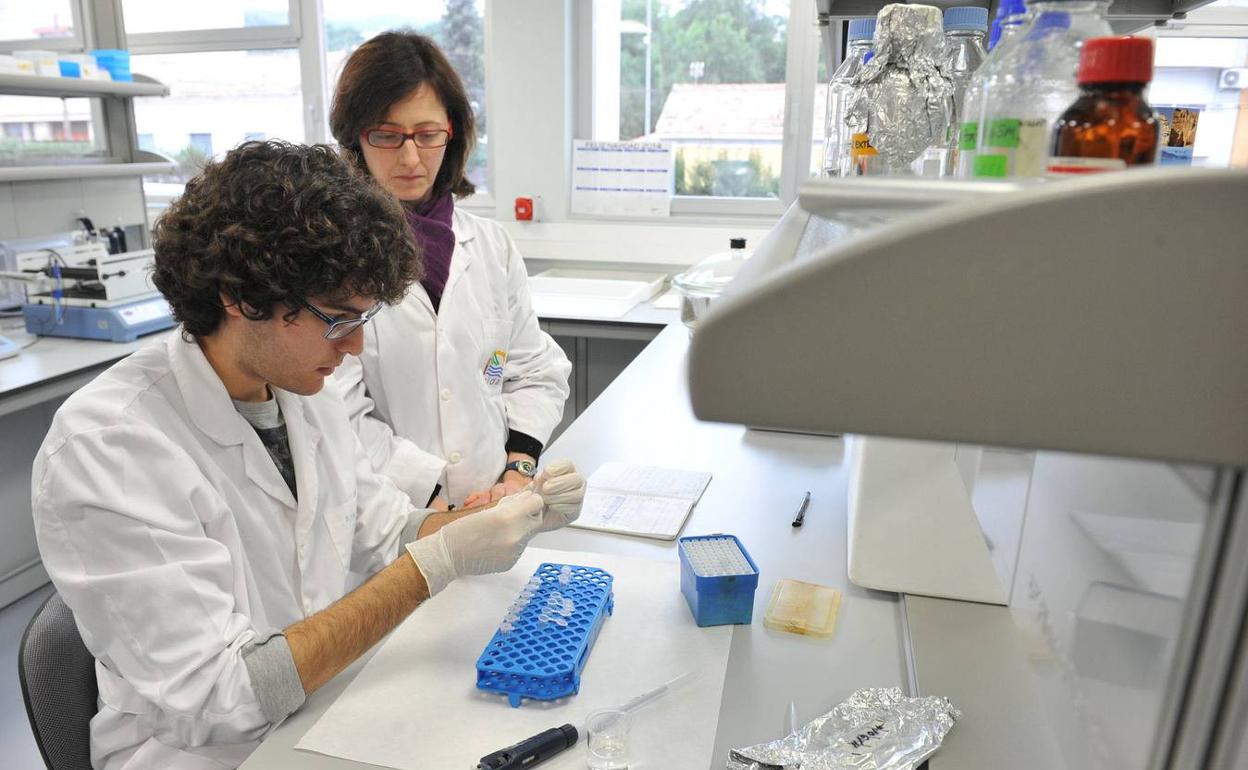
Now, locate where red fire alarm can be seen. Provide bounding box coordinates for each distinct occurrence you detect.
[514,197,534,221]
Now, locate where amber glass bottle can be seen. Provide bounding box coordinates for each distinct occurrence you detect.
[1050,36,1159,174]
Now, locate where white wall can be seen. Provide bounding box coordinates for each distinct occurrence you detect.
[483,1,782,267]
[487,0,574,223]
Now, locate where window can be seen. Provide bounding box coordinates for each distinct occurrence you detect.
[189,133,213,155]
[594,0,792,199]
[0,1,76,42]
[119,0,290,35]
[322,0,490,194]
[132,49,305,182]
[0,96,101,164]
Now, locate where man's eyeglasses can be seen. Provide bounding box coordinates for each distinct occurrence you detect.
[363,126,453,150]
[296,299,384,340]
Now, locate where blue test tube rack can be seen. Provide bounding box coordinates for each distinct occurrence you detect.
[679,534,759,627]
[476,562,615,708]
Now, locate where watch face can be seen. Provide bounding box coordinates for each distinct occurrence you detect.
[509,460,537,477]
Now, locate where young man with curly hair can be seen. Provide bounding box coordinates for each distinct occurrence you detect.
[30,141,585,770]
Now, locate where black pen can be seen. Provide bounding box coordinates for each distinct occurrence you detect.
[791,491,811,527]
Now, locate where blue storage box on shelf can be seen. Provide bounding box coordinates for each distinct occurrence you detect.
[476,562,614,708]
[57,60,81,78]
[679,534,759,627]
[91,49,131,81]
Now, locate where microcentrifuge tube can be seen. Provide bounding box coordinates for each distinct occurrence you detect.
[552,617,568,628]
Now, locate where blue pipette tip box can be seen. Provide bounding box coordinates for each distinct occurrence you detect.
[476,563,614,708]
[679,534,760,627]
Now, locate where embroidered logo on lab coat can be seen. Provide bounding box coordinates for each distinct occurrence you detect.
[483,350,507,385]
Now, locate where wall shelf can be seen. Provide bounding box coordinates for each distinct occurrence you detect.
[0,72,168,99]
[0,162,174,182]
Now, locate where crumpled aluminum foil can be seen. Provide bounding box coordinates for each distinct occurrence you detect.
[725,687,960,770]
[846,4,955,170]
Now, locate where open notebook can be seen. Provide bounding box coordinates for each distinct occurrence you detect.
[569,462,713,540]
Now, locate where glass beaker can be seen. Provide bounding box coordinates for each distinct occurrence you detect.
[585,708,629,770]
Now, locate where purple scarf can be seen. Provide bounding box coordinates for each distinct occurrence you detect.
[404,194,455,311]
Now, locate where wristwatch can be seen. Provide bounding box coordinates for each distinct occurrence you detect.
[503,459,537,478]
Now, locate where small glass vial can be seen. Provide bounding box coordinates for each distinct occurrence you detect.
[1049,36,1159,173]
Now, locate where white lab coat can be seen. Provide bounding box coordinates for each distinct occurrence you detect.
[332,208,571,505]
[32,333,422,770]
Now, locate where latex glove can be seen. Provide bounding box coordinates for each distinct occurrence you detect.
[533,459,586,533]
[406,490,543,596]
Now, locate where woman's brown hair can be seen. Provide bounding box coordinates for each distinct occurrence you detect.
[330,31,476,199]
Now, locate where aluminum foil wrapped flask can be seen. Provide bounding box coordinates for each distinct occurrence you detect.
[726,687,960,770]
[846,4,955,172]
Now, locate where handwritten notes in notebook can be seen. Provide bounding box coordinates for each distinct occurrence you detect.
[570,462,713,540]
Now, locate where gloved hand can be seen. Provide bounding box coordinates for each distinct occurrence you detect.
[406,490,544,596]
[533,459,586,533]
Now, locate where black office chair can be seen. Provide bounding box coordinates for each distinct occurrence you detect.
[18,590,98,770]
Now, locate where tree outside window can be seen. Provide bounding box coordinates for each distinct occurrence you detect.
[617,0,789,198]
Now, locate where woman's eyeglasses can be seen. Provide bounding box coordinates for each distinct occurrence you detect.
[363,126,453,150]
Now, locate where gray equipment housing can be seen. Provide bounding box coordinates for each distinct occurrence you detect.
[687,169,1248,769]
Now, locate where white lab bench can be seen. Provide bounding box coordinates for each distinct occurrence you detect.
[239,324,907,770]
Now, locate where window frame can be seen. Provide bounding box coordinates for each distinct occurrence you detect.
[0,2,111,160]
[124,0,329,145]
[126,0,496,208]
[120,0,301,51]
[577,0,821,219]
[0,0,88,53]
[452,0,495,212]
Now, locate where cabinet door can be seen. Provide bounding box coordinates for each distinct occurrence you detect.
[585,337,650,405]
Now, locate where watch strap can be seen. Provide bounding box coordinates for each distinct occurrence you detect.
[504,459,537,478]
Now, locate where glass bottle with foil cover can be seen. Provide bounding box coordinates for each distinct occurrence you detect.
[1049,36,1159,173]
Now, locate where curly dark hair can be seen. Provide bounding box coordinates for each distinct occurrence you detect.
[330,30,476,199]
[152,140,422,337]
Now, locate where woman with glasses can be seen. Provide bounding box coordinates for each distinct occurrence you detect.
[329,31,571,511]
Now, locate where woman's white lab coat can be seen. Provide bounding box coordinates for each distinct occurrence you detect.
[332,208,571,505]
[31,333,422,769]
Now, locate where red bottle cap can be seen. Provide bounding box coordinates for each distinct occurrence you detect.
[1078,36,1154,84]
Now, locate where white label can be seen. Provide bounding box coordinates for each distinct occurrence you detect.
[1014,119,1052,177]
[117,298,171,325]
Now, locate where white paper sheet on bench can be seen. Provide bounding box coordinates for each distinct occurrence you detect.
[294,547,733,770]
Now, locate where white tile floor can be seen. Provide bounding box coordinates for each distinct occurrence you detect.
[2,583,57,770]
